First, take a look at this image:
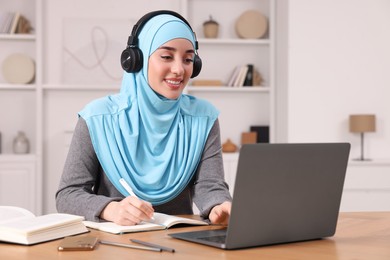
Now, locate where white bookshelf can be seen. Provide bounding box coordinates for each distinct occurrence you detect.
[1,0,275,213]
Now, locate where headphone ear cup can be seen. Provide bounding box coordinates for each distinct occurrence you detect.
[191,55,202,78]
[121,47,143,73]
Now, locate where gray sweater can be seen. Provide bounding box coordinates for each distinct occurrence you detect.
[56,118,232,222]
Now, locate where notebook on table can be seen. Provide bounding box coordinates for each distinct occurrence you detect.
[169,143,350,249]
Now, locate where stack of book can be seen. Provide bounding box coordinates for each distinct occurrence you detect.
[0,206,89,245]
[0,12,32,34]
[227,64,259,87]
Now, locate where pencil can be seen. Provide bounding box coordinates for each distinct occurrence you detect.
[130,239,175,253]
[100,240,161,252]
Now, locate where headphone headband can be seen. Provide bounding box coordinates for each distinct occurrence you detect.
[128,10,198,49]
[121,10,202,78]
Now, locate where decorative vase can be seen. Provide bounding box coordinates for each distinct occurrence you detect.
[203,16,219,38]
[222,139,238,153]
[13,131,30,154]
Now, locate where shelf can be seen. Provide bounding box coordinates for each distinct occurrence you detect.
[348,159,390,167]
[40,85,272,95]
[0,154,36,163]
[187,86,270,92]
[0,34,36,41]
[223,152,239,159]
[43,84,119,91]
[0,0,42,215]
[198,38,270,45]
[42,84,270,93]
[0,84,36,90]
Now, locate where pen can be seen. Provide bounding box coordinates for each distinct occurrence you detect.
[119,178,138,197]
[119,178,155,221]
[130,239,175,253]
[100,240,161,252]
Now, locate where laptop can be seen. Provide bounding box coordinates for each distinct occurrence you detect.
[169,143,350,249]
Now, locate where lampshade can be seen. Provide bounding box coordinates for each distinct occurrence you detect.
[349,114,376,133]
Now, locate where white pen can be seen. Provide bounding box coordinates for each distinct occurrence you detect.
[119,178,138,197]
[119,178,155,221]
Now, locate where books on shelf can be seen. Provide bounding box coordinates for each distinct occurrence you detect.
[227,66,241,87]
[0,12,13,33]
[227,64,260,87]
[234,65,249,87]
[243,64,254,86]
[9,12,20,34]
[83,212,208,234]
[0,206,89,245]
[0,12,32,34]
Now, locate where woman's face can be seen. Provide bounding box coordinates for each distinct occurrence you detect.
[148,38,195,100]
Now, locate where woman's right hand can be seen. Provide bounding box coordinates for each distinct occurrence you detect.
[100,196,155,226]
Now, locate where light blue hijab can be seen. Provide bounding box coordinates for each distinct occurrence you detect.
[79,14,219,205]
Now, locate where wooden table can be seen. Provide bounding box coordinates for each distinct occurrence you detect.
[1,212,390,260]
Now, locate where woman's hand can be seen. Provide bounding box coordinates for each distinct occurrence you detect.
[209,201,232,225]
[100,196,154,226]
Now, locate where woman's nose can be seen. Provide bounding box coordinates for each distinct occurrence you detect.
[171,60,185,75]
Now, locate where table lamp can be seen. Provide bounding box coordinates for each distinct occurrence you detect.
[349,114,376,161]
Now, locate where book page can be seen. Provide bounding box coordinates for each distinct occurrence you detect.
[151,213,208,229]
[83,221,164,234]
[83,213,207,234]
[0,213,85,235]
[0,206,35,225]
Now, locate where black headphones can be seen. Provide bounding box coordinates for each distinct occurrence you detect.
[120,10,202,78]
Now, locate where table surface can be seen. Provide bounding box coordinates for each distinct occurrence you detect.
[1,211,390,260]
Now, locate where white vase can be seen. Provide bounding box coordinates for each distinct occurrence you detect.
[13,131,30,154]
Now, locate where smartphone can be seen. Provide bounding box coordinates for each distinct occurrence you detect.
[58,236,98,251]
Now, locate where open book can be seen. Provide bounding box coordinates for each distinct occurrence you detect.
[0,206,89,245]
[84,212,208,234]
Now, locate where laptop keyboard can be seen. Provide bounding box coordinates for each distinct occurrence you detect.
[198,235,226,244]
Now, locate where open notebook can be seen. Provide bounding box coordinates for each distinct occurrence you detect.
[84,212,207,234]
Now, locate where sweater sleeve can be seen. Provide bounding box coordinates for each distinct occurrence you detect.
[56,117,232,221]
[192,119,233,218]
[55,117,121,221]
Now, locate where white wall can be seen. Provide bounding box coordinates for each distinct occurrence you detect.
[41,0,390,213]
[287,0,390,160]
[41,0,275,213]
[43,0,181,85]
[42,0,182,213]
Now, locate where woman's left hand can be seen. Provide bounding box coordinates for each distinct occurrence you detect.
[209,201,232,225]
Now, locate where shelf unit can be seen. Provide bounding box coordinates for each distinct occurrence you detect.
[180,0,275,194]
[0,0,43,214]
[183,0,275,147]
[1,0,275,213]
[0,154,37,212]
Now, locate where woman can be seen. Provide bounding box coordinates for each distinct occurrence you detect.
[56,10,232,226]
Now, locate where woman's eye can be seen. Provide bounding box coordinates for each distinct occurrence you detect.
[185,58,194,63]
[161,55,172,60]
